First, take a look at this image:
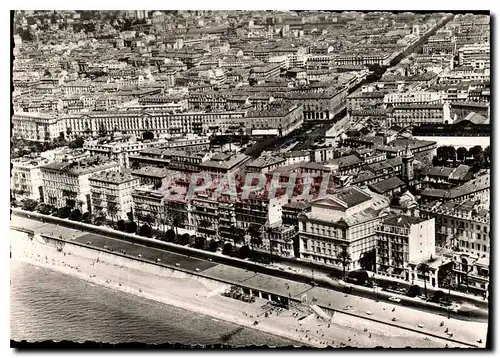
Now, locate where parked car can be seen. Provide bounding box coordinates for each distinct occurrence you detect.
[388,296,402,303]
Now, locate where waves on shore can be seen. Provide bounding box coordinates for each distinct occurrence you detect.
[10,261,300,347]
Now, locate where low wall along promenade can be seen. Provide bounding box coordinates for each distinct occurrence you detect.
[10,215,486,348]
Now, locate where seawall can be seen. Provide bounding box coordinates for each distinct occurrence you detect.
[16,231,230,294]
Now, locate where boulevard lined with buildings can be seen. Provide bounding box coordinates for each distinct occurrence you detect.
[11,10,490,312]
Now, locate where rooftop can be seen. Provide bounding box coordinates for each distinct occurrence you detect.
[331,186,372,208]
[369,176,406,194]
[200,153,250,171]
[268,161,332,174]
[393,103,443,110]
[131,166,172,178]
[381,215,428,228]
[457,112,489,125]
[247,154,286,169]
[448,174,490,199]
[328,154,362,168]
[90,171,137,184]
[41,156,118,176]
[306,188,389,228]
[449,164,472,182]
[424,166,456,178]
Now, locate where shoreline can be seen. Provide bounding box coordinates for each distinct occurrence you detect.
[12,260,302,347]
[11,232,319,347]
[10,230,478,348]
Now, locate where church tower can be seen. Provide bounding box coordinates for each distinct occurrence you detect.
[401,144,414,183]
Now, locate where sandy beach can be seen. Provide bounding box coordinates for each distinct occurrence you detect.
[10,230,479,348]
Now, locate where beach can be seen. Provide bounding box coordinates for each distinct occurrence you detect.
[10,229,479,348]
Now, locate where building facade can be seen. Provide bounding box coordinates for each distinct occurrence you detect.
[298,187,390,270]
[89,171,140,221]
[40,157,120,212]
[376,215,435,282]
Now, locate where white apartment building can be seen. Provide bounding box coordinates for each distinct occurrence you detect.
[11,158,50,201]
[84,136,170,168]
[63,110,247,139]
[40,157,119,212]
[376,215,436,282]
[12,112,67,143]
[458,44,490,69]
[132,186,165,227]
[420,200,490,257]
[89,171,140,221]
[384,91,442,106]
[439,68,490,84]
[298,187,390,270]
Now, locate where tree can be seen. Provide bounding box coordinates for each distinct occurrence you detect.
[238,245,251,260]
[126,221,138,233]
[171,211,185,237]
[94,216,105,226]
[456,147,467,162]
[432,156,441,167]
[248,224,262,248]
[142,131,154,140]
[69,137,85,149]
[82,211,92,223]
[165,229,176,242]
[447,146,456,163]
[359,249,376,272]
[65,198,76,209]
[222,242,233,256]
[69,209,82,222]
[107,203,118,224]
[472,152,487,171]
[238,125,244,146]
[208,239,218,252]
[139,224,152,237]
[417,263,431,299]
[38,204,53,215]
[230,225,245,246]
[84,126,92,137]
[56,206,72,219]
[469,145,483,159]
[180,233,190,246]
[484,146,491,163]
[98,123,107,137]
[438,146,455,162]
[22,199,38,211]
[407,284,420,298]
[194,236,206,250]
[117,219,127,231]
[337,246,351,280]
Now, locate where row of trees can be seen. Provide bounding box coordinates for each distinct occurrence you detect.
[19,199,158,238]
[433,145,490,170]
[11,134,86,159]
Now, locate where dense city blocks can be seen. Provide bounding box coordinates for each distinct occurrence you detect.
[10,10,490,348]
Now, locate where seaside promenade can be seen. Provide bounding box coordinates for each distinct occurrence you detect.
[10,215,487,348]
